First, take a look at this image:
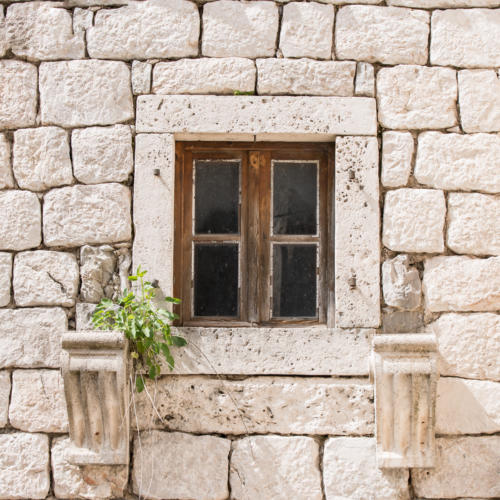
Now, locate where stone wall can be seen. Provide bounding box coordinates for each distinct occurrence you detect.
[0,0,499,499]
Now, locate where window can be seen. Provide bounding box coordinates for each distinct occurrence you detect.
[174,142,333,326]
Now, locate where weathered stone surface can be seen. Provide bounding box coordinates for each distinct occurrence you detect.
[377,65,457,129]
[230,436,322,500]
[382,255,421,309]
[6,2,84,60]
[13,251,79,307]
[72,125,133,184]
[0,60,37,129]
[415,132,500,193]
[133,431,230,500]
[0,433,49,499]
[381,131,414,187]
[43,184,132,247]
[0,252,11,307]
[458,70,500,133]
[80,245,117,303]
[0,133,13,189]
[0,371,9,427]
[13,127,73,191]
[87,0,199,59]
[382,310,424,334]
[0,7,7,57]
[75,302,96,330]
[153,58,256,95]
[423,256,500,312]
[0,190,41,251]
[40,60,133,127]
[131,60,151,95]
[389,0,500,5]
[336,6,428,65]
[412,437,500,498]
[9,369,68,432]
[203,0,278,58]
[324,438,410,500]
[280,2,334,59]
[383,189,445,253]
[431,9,500,68]
[257,59,355,96]
[52,437,128,499]
[354,62,375,97]
[136,376,373,434]
[73,7,93,32]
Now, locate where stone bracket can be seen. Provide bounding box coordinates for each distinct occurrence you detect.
[61,331,129,465]
[371,334,437,469]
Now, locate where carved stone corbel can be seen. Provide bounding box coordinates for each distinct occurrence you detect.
[371,334,437,468]
[61,331,129,465]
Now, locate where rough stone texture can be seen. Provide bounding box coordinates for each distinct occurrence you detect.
[6,2,84,60]
[336,6,429,65]
[389,0,500,5]
[0,371,9,427]
[9,370,68,432]
[13,251,79,307]
[80,245,117,303]
[203,1,279,58]
[0,252,11,307]
[13,127,73,191]
[458,70,500,133]
[436,377,500,435]
[257,59,355,96]
[0,190,41,251]
[381,131,414,187]
[0,133,13,189]
[75,302,97,330]
[87,0,199,59]
[73,7,93,32]
[39,60,134,128]
[52,437,128,499]
[72,125,133,184]
[131,61,151,95]
[0,60,37,129]
[377,65,457,129]
[280,2,334,59]
[323,438,410,500]
[230,436,322,500]
[412,437,500,498]
[382,255,421,309]
[382,310,424,334]
[153,58,256,95]
[415,132,500,193]
[43,184,132,247]
[132,431,230,500]
[0,433,50,499]
[0,7,6,57]
[431,9,500,68]
[354,62,375,97]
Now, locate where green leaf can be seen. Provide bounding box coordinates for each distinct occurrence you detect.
[136,376,145,393]
[148,364,157,379]
[165,297,181,304]
[171,336,187,347]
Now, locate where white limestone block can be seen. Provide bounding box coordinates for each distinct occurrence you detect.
[377,65,457,129]
[0,252,11,307]
[13,127,73,191]
[431,9,500,68]
[72,125,133,184]
[230,436,322,500]
[43,184,132,247]
[423,256,500,312]
[383,188,445,253]
[132,431,230,500]
[0,190,41,251]
[389,0,500,5]
[0,133,13,189]
[381,131,414,187]
[323,438,410,500]
[0,433,49,499]
[39,60,133,127]
[354,62,375,97]
[382,255,421,310]
[73,7,93,32]
[0,371,9,427]
[75,302,97,330]
[80,245,117,303]
[6,2,84,60]
[336,6,429,65]
[202,0,279,58]
[153,58,256,95]
[131,60,152,95]
[280,2,334,59]
[257,59,355,96]
[87,0,199,59]
[0,7,7,57]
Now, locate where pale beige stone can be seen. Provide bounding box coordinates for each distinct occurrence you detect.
[230,436,322,500]
[0,133,13,189]
[354,62,375,97]
[377,65,457,129]
[0,253,11,307]
[43,184,132,247]
[75,302,96,330]
[257,59,354,96]
[73,7,93,32]
[381,131,414,187]
[383,189,445,253]
[131,60,151,95]
[282,0,383,3]
[0,7,6,57]
[133,431,230,500]
[280,2,334,59]
[382,255,421,309]
[389,0,500,5]
[382,310,424,334]
[0,371,9,427]
[431,9,500,68]
[40,60,134,127]
[13,127,73,191]
[87,0,199,59]
[203,0,279,58]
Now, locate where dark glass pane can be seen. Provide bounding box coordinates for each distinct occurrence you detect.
[272,244,317,318]
[194,244,238,317]
[273,161,317,235]
[195,160,239,234]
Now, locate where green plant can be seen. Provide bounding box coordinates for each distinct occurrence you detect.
[92,267,186,393]
[233,90,255,95]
